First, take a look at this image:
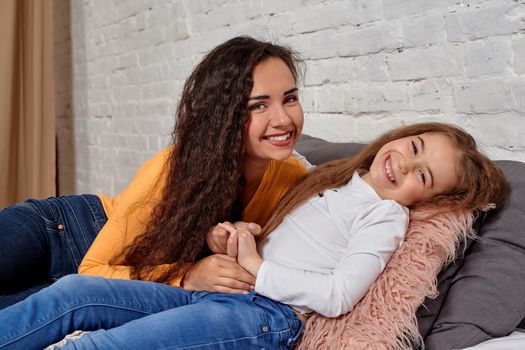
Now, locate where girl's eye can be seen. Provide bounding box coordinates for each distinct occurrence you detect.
[419,169,426,185]
[411,141,418,155]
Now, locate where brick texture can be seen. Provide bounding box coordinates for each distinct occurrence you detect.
[54,0,525,195]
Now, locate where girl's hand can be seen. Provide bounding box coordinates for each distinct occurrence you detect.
[207,221,261,254]
[218,223,263,277]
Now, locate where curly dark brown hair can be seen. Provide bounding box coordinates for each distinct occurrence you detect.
[116,36,302,283]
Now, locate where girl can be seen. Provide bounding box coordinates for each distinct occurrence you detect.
[0,36,307,308]
[0,123,508,350]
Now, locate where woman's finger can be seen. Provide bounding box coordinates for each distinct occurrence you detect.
[215,277,253,292]
[206,225,229,254]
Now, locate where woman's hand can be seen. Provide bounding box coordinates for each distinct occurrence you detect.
[182,221,261,293]
[218,223,263,277]
[181,254,255,293]
[207,221,261,254]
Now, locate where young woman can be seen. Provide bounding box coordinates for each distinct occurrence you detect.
[0,36,308,308]
[0,123,509,350]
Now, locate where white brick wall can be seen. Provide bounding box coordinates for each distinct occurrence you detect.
[54,0,525,196]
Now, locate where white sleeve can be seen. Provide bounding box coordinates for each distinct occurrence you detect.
[254,201,408,318]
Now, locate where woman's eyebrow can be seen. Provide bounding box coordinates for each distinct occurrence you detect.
[284,87,298,95]
[248,95,269,101]
[249,87,298,101]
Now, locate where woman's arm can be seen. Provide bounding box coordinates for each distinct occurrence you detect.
[181,222,261,293]
[78,148,171,280]
[78,150,256,291]
[184,157,307,292]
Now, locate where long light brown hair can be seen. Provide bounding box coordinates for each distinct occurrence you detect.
[260,122,509,240]
[116,36,302,282]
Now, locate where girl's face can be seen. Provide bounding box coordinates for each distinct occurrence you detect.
[244,57,304,165]
[362,132,460,207]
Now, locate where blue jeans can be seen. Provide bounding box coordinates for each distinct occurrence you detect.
[0,195,107,309]
[0,275,304,350]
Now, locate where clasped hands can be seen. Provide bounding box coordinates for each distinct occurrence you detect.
[181,221,263,294]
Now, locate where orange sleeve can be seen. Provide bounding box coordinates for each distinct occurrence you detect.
[78,147,172,280]
[80,152,305,287]
[96,194,122,218]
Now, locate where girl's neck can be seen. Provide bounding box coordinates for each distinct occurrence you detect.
[242,159,270,206]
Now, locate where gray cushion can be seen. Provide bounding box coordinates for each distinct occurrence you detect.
[296,134,525,349]
[295,134,364,165]
[418,160,525,349]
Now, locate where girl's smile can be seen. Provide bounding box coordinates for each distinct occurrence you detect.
[384,155,396,184]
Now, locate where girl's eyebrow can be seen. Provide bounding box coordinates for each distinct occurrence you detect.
[249,87,298,101]
[417,136,425,152]
[428,167,435,188]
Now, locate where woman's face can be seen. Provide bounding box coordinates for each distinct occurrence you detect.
[362,132,460,207]
[244,57,304,165]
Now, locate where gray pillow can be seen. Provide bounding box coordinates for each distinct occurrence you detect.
[417,160,525,349]
[294,134,364,165]
[295,135,525,349]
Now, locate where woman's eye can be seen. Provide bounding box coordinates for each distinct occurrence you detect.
[411,141,418,155]
[419,169,426,185]
[284,95,298,104]
[249,103,266,111]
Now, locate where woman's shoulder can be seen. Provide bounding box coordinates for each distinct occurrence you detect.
[139,146,174,174]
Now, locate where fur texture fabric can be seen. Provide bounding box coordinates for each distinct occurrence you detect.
[297,208,477,350]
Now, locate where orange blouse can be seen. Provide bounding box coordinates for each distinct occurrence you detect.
[79,147,307,286]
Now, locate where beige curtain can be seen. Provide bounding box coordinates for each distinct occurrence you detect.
[0,0,56,208]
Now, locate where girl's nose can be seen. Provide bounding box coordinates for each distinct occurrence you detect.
[399,157,414,175]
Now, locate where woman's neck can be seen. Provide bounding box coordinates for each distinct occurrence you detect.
[242,159,270,206]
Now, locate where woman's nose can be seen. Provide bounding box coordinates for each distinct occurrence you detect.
[271,105,292,126]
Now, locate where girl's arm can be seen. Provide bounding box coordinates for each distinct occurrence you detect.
[254,201,408,318]
[219,223,263,277]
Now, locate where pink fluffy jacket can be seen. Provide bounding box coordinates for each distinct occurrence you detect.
[297,208,477,350]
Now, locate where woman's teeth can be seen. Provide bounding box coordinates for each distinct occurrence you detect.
[266,133,290,141]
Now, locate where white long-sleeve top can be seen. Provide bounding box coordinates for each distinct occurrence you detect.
[255,171,409,318]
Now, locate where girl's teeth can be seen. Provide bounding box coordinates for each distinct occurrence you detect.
[386,158,395,182]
